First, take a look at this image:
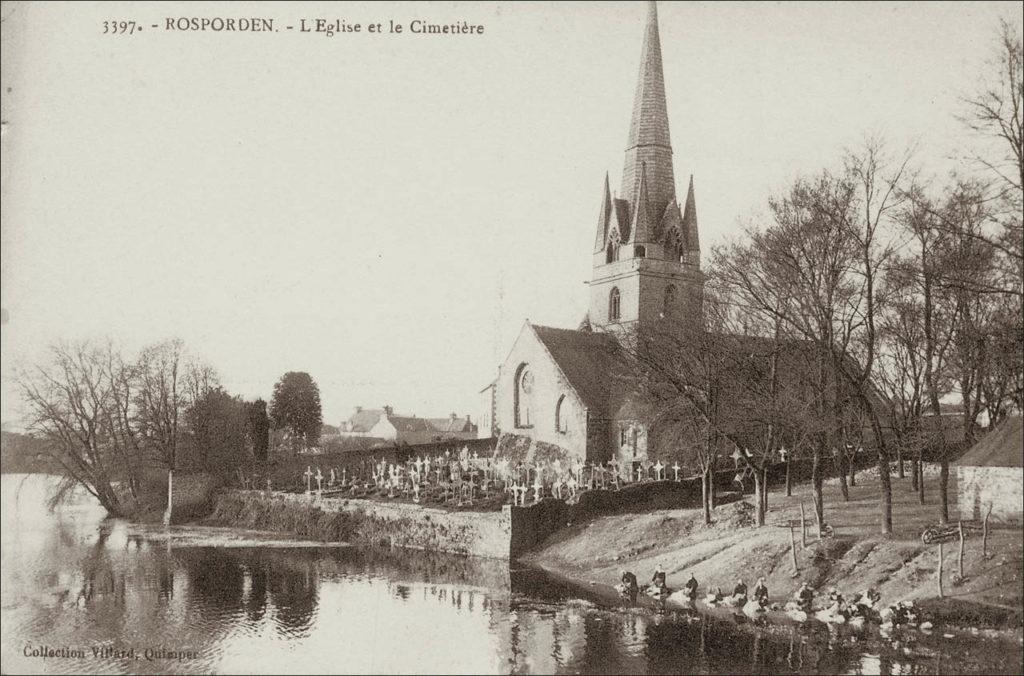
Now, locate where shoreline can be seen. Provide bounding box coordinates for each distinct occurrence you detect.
[520,470,1024,640]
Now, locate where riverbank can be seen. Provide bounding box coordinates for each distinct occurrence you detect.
[523,469,1024,636]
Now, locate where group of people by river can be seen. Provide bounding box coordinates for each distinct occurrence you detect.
[615,568,929,632]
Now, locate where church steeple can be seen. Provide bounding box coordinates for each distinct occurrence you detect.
[588,1,702,329]
[620,0,675,238]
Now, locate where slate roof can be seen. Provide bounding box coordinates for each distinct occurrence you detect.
[954,416,1023,468]
[428,417,475,434]
[347,409,384,433]
[531,325,631,419]
[387,416,435,434]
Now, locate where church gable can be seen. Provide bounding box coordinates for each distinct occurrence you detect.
[495,323,592,461]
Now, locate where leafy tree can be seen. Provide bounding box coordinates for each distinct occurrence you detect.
[181,387,249,477]
[247,398,270,463]
[268,372,322,452]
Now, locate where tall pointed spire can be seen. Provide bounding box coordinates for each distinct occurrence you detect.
[594,172,613,251]
[620,0,675,243]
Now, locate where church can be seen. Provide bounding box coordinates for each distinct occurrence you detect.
[491,2,703,467]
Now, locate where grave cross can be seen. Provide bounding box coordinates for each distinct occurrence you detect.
[779,447,788,462]
[653,461,665,481]
[672,462,681,481]
[315,468,324,496]
[532,478,543,503]
[329,468,336,487]
[303,466,313,494]
[731,448,744,466]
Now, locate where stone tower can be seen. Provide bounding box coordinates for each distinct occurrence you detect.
[589,1,702,329]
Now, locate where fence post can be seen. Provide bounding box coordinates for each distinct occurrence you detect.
[937,541,943,598]
[799,502,807,549]
[789,524,799,575]
[958,520,966,579]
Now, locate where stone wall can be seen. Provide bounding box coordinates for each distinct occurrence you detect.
[957,466,1023,525]
[208,490,512,559]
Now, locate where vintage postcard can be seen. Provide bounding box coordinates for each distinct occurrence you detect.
[1,1,1022,674]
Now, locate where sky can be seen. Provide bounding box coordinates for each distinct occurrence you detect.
[1,0,1021,429]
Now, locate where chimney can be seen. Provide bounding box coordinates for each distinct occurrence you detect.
[383,405,393,417]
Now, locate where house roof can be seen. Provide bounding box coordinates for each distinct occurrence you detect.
[428,417,475,433]
[347,409,384,433]
[387,416,435,434]
[954,416,1023,468]
[531,325,629,418]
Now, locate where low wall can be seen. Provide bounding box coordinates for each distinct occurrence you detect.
[207,489,512,559]
[957,466,1023,525]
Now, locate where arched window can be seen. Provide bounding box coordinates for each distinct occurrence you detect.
[555,395,568,433]
[634,245,646,258]
[514,364,533,428]
[663,284,677,317]
[605,241,619,263]
[609,287,621,322]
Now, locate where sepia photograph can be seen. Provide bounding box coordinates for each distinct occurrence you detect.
[1,1,1022,674]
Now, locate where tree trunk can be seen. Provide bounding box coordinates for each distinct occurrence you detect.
[911,456,919,491]
[754,469,765,527]
[877,453,892,535]
[811,449,824,530]
[849,451,857,487]
[917,459,926,504]
[709,469,717,510]
[785,460,792,497]
[702,470,712,525]
[838,455,850,502]
[939,461,950,524]
[896,447,905,479]
[761,467,769,515]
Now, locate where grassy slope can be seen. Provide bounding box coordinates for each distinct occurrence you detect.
[524,468,1023,628]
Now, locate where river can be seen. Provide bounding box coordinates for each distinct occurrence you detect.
[1,474,1020,675]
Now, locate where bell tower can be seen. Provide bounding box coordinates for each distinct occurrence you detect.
[589,1,701,330]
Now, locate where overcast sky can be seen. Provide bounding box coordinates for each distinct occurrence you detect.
[1,1,1020,429]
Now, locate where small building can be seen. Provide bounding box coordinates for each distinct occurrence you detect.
[955,416,1023,525]
[341,406,476,445]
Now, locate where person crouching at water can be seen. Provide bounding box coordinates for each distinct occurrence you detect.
[752,577,768,606]
[619,570,639,601]
[684,573,699,600]
[732,579,748,604]
[795,582,814,612]
[651,565,667,591]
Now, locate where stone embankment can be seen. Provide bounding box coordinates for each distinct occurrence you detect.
[205,489,513,559]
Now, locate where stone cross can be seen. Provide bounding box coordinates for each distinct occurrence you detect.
[567,475,578,497]
[672,462,681,481]
[412,481,421,503]
[653,461,664,481]
[329,468,336,487]
[303,466,313,494]
[315,468,324,496]
[779,447,788,462]
[731,448,744,466]
[636,465,644,482]
[532,478,543,503]
[342,467,347,486]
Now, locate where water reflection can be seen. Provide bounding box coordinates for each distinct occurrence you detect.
[2,475,1020,675]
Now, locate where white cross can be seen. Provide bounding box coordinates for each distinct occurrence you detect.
[731,448,744,464]
[636,465,644,482]
[779,447,788,462]
[654,461,665,481]
[303,466,313,494]
[673,462,681,481]
[315,468,323,495]
[533,479,543,503]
